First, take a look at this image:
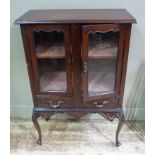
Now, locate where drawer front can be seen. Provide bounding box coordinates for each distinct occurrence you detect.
[35,95,73,108]
[85,97,119,108]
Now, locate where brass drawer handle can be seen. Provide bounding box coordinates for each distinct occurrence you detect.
[95,104,104,108]
[94,100,109,108]
[46,99,63,108]
[103,100,109,104]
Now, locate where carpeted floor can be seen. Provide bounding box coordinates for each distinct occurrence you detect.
[10,117,145,155]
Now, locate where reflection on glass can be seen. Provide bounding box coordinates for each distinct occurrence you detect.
[33,30,67,92]
[38,59,66,92]
[88,30,119,96]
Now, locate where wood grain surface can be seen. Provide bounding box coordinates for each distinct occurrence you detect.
[15,9,136,24]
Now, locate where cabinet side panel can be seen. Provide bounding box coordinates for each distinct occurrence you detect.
[71,25,82,105]
[119,24,132,106]
[20,25,36,104]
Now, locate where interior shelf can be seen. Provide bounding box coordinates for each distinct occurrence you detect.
[36,43,117,59]
[88,45,117,59]
[36,42,65,59]
[35,39,117,59]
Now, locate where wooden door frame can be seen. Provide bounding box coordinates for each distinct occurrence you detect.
[82,24,125,101]
[25,24,73,97]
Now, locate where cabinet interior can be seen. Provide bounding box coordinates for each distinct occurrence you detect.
[33,28,119,94]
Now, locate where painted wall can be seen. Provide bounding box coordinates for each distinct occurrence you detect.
[10,0,145,120]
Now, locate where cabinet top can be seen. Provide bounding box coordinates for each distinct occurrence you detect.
[15,9,136,24]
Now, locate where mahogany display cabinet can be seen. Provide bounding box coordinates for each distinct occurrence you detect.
[15,9,136,146]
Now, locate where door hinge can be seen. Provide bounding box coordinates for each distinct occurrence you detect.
[67,57,72,64]
[83,62,88,73]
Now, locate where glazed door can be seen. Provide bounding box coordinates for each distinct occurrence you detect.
[82,24,124,101]
[27,25,72,96]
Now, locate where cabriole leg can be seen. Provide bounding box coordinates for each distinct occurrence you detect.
[115,111,125,147]
[32,111,42,145]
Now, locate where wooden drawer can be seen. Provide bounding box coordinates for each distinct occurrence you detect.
[85,97,119,108]
[35,95,73,108]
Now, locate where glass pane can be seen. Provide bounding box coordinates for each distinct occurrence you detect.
[88,30,119,96]
[33,29,67,92]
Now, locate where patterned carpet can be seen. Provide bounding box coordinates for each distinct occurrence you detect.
[10,117,145,155]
